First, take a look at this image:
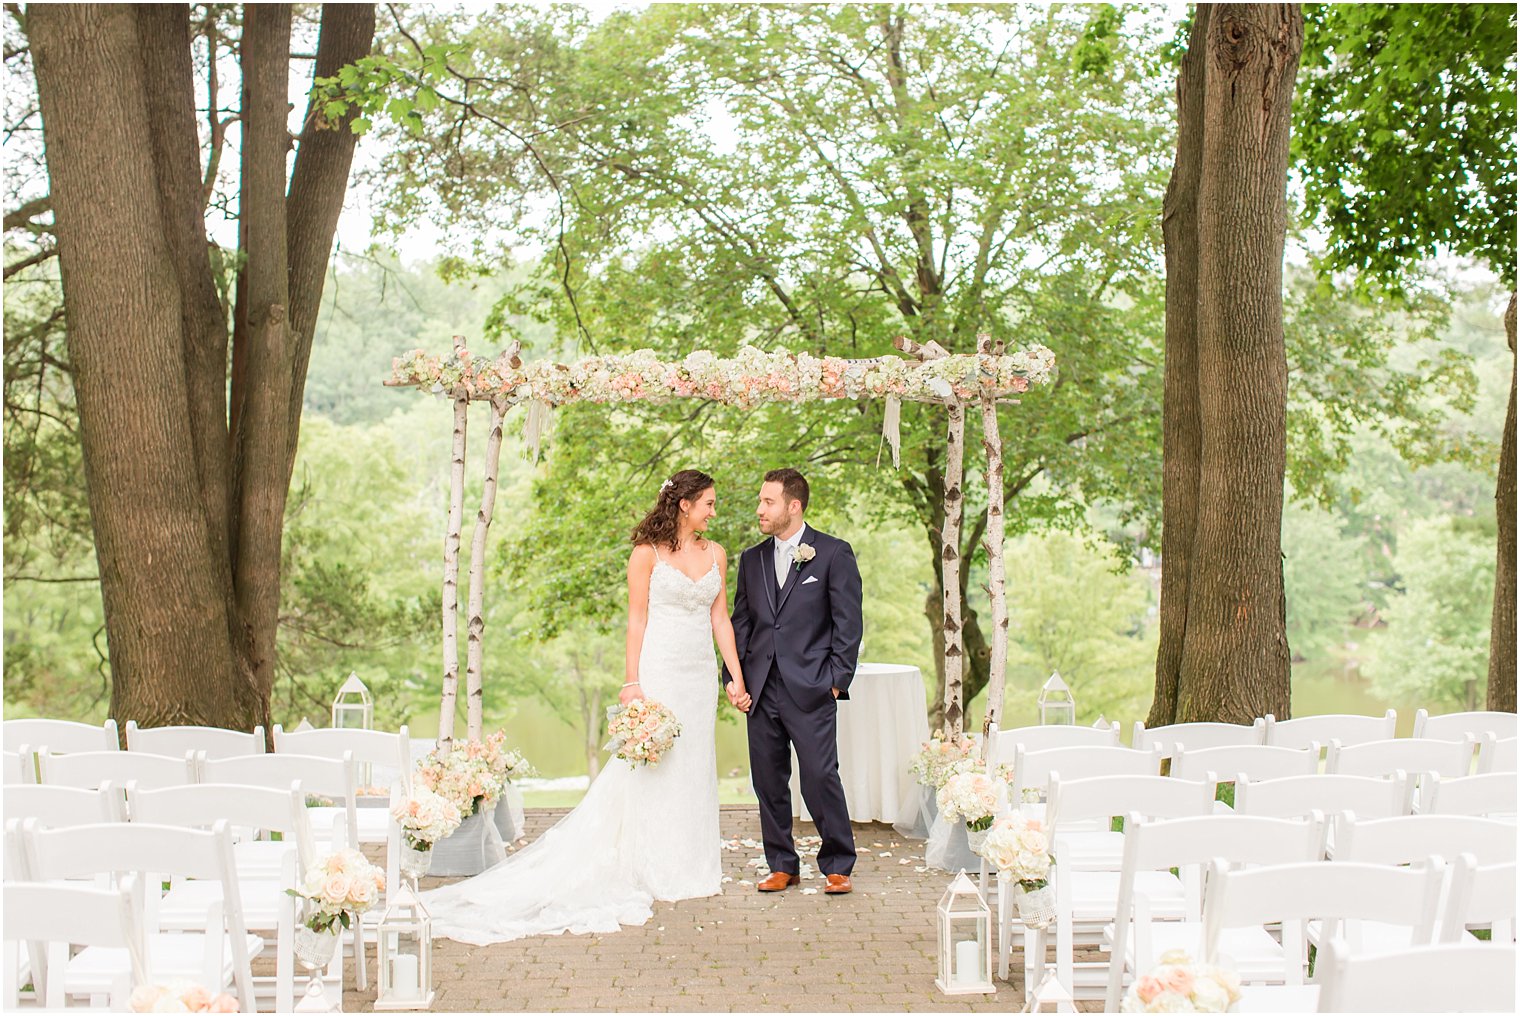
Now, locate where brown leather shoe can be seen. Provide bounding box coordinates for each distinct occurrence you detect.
[757,871,799,892]
[823,874,852,894]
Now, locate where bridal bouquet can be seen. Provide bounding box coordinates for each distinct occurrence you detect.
[391,784,463,851]
[935,770,999,833]
[909,730,978,789]
[287,847,386,934]
[1121,951,1242,1013]
[604,698,682,767]
[415,741,506,816]
[130,981,238,1013]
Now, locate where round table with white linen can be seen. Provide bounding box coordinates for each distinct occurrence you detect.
[788,662,930,825]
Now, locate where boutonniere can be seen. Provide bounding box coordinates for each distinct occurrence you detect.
[791,544,816,570]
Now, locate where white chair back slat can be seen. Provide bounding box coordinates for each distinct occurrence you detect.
[1476,734,1517,774]
[1170,743,1319,784]
[1012,744,1162,800]
[1438,854,1517,944]
[3,784,121,828]
[271,724,411,793]
[1131,718,1266,759]
[125,782,314,871]
[19,820,256,1012]
[1326,736,1476,779]
[200,752,358,848]
[37,750,199,793]
[1314,939,1517,1012]
[4,881,147,1009]
[125,721,265,760]
[1413,709,1518,743]
[2,748,31,785]
[1335,814,1517,868]
[1202,857,1444,982]
[1,719,118,755]
[985,722,1120,769]
[1262,711,1396,750]
[1421,771,1517,819]
[1047,773,1217,833]
[1233,772,1411,820]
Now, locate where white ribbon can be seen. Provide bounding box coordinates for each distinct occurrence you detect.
[522,399,550,461]
[878,394,902,469]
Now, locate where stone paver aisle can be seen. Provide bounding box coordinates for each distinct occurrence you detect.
[343,805,1032,1012]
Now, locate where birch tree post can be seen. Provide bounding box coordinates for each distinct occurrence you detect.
[977,334,1011,749]
[463,344,521,742]
[940,402,968,737]
[438,334,470,751]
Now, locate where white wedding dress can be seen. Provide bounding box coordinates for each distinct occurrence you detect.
[422,549,724,945]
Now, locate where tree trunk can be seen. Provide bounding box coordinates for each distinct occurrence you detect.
[1488,291,1517,712]
[29,3,256,728]
[438,373,469,750]
[940,402,968,735]
[1150,5,1210,727]
[1165,4,1302,724]
[978,336,1010,749]
[464,398,508,741]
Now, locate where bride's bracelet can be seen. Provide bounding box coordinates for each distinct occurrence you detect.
[622,681,640,687]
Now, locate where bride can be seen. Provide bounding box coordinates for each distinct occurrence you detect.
[423,469,752,945]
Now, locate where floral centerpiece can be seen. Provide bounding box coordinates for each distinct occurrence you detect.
[481,729,536,784]
[977,812,1056,927]
[391,784,464,879]
[936,770,999,850]
[604,698,682,767]
[1121,950,1242,1013]
[414,741,506,817]
[130,981,238,1013]
[286,847,386,968]
[909,730,978,789]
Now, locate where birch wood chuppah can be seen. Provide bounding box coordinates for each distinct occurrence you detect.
[385,336,1055,754]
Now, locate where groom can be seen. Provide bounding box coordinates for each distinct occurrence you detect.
[724,468,862,895]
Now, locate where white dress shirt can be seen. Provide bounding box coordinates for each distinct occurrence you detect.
[773,522,809,589]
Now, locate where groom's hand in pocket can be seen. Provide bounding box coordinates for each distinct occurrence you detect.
[831,687,840,699]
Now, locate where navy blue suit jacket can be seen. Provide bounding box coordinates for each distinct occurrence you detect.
[722,526,864,711]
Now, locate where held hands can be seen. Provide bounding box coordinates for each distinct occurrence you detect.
[619,682,645,706]
[726,681,752,713]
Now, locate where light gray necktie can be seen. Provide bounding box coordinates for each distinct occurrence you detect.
[775,539,789,589]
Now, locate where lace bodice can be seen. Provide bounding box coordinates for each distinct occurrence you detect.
[649,558,723,618]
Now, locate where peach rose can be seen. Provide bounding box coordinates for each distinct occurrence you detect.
[1133,974,1165,1004]
[321,873,351,905]
[180,985,211,1011]
[1158,965,1195,998]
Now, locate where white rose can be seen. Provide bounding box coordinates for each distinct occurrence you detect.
[321,873,351,905]
[1017,828,1048,854]
[1188,976,1230,1013]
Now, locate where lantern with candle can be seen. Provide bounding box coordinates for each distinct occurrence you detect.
[934,870,994,995]
[1037,672,1075,726]
[374,882,434,1010]
[331,672,374,730]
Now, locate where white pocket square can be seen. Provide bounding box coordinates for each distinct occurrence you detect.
[802,575,819,585]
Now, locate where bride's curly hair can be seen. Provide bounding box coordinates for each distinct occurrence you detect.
[631,469,715,551]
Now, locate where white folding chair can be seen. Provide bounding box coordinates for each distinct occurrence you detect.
[1016,774,1217,1000]
[1440,853,1517,944]
[1132,718,1266,759]
[3,783,122,828]
[1420,771,1517,819]
[1413,709,1517,744]
[1327,737,1476,809]
[984,721,1121,771]
[1201,857,1443,995]
[1010,744,1163,804]
[1102,813,1323,1011]
[272,724,411,841]
[125,721,265,760]
[128,782,313,1011]
[1263,711,1396,750]
[4,882,147,1010]
[1,719,119,755]
[1476,734,1517,774]
[16,820,260,1012]
[1314,939,1516,1012]
[1233,772,1411,857]
[1171,743,1320,785]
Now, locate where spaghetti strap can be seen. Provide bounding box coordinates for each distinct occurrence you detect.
[709,542,717,565]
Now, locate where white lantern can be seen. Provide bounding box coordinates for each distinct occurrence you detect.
[935,870,994,995]
[375,882,434,1010]
[331,672,373,731]
[1038,672,1075,726]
